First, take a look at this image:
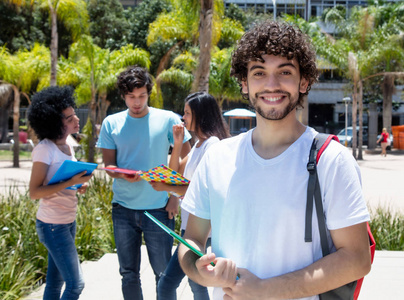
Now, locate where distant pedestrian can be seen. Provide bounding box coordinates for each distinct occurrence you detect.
[377,128,389,157]
[28,86,93,300]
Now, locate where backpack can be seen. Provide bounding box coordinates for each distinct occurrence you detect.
[305,133,376,300]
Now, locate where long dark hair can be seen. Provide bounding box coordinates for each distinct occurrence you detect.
[185,92,230,140]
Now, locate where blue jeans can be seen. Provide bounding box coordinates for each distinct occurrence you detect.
[112,204,174,300]
[36,219,84,300]
[157,230,210,300]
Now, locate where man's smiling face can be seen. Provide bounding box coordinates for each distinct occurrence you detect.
[242,54,308,121]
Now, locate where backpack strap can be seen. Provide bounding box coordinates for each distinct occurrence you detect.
[305,133,376,300]
[305,133,339,256]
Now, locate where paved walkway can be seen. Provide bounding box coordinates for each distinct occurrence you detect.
[22,248,404,300]
[1,149,404,299]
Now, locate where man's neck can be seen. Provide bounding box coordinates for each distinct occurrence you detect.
[251,111,306,159]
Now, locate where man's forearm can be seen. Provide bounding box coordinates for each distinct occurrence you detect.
[178,242,206,285]
[250,246,371,299]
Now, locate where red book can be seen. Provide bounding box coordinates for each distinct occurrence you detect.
[100,166,139,175]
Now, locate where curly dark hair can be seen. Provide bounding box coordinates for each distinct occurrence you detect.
[28,86,76,141]
[185,92,230,140]
[117,65,153,97]
[230,20,318,107]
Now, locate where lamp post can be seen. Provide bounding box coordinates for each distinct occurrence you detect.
[343,97,351,147]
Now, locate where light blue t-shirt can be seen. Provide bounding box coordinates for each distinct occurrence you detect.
[97,107,191,209]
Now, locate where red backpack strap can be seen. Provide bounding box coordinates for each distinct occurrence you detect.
[306,133,376,300]
[316,134,339,163]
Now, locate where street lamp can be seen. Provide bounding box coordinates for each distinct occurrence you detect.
[343,97,351,147]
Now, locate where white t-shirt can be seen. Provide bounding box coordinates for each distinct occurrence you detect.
[31,139,78,224]
[181,136,219,231]
[181,127,370,300]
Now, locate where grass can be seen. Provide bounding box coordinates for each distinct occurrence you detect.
[0,150,31,160]
[0,179,402,299]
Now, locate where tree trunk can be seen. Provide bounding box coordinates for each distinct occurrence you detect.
[87,91,97,163]
[358,80,363,160]
[97,93,110,125]
[192,0,213,93]
[0,83,13,143]
[368,102,378,150]
[50,7,58,86]
[351,81,357,159]
[156,42,183,77]
[382,75,394,134]
[11,85,20,168]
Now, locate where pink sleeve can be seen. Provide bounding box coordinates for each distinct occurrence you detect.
[32,143,53,165]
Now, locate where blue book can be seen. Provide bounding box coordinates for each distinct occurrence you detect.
[48,160,98,190]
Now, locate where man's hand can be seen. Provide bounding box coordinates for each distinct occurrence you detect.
[222,268,265,300]
[122,172,142,183]
[194,253,238,288]
[165,196,179,219]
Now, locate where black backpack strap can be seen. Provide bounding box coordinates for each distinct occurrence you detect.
[305,133,338,256]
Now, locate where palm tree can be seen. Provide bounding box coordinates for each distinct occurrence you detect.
[361,3,404,134]
[157,47,242,109]
[192,0,215,92]
[0,44,50,167]
[59,36,151,162]
[300,3,404,159]
[3,0,89,86]
[147,0,243,96]
[209,47,243,108]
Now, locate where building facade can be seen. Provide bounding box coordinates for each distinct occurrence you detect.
[225,0,404,135]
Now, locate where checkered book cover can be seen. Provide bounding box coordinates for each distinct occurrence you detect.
[139,164,190,186]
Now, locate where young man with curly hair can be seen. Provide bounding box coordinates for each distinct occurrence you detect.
[97,65,191,299]
[178,21,371,299]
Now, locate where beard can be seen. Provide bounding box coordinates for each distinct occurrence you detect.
[250,89,300,121]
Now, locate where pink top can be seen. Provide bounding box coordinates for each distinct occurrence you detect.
[31,139,78,224]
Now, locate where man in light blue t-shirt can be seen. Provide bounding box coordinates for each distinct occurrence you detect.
[97,65,191,299]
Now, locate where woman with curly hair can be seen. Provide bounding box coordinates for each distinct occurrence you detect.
[150,92,229,299]
[178,20,371,300]
[28,86,92,300]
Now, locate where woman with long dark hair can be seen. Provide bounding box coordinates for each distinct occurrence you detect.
[150,92,229,299]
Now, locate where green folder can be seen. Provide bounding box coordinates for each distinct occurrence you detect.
[144,211,214,266]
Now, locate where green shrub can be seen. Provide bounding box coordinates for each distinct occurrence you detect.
[0,177,116,299]
[0,190,47,300]
[369,206,404,251]
[0,175,184,299]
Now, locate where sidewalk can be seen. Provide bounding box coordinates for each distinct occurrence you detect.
[21,248,404,300]
[2,150,404,299]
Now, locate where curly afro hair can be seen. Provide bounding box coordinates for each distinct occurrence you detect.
[28,86,76,141]
[230,20,318,107]
[117,65,153,97]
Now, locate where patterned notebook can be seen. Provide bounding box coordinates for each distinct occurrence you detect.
[139,164,190,186]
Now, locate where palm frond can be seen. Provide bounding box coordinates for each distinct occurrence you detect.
[157,67,193,91]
